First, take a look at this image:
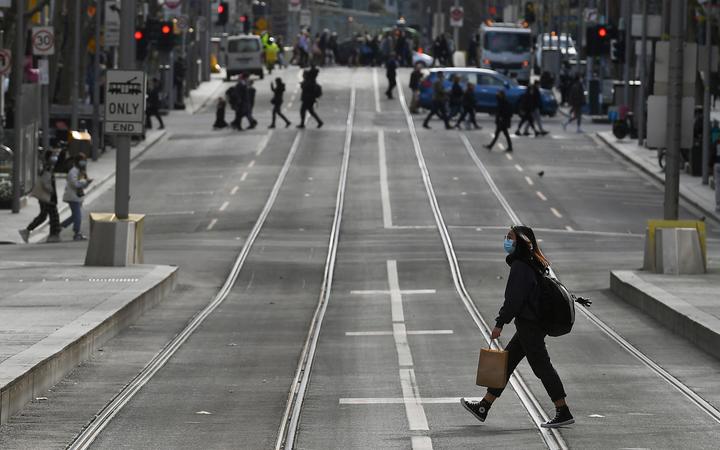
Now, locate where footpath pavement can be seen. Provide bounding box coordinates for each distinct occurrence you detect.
[597,130,720,361]
[0,74,224,424]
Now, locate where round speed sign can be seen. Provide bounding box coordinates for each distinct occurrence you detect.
[32,27,55,56]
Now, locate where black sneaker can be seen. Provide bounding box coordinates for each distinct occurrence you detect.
[460,398,491,422]
[541,406,574,428]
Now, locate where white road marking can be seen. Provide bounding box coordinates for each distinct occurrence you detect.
[248,160,256,168]
[304,193,310,197]
[207,218,218,231]
[351,289,436,295]
[373,67,382,113]
[550,207,563,218]
[167,191,214,196]
[411,436,433,450]
[461,192,467,196]
[240,172,248,181]
[387,260,404,323]
[514,164,524,172]
[189,175,223,179]
[505,153,513,160]
[378,129,394,228]
[287,101,293,109]
[536,191,547,201]
[345,330,453,336]
[498,142,506,150]
[399,369,429,431]
[565,225,574,231]
[219,201,229,212]
[148,211,195,216]
[394,323,414,367]
[525,176,534,186]
[230,186,239,195]
[256,132,271,156]
[339,397,481,405]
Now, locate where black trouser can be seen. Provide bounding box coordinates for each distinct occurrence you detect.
[386,76,396,97]
[516,113,536,134]
[487,318,567,402]
[423,100,450,128]
[271,103,290,126]
[28,200,60,236]
[300,101,322,126]
[488,123,512,150]
[455,106,479,128]
[145,107,164,129]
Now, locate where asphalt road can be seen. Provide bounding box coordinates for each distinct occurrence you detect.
[1,67,719,449]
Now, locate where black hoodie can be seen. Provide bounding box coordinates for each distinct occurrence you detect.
[495,246,542,328]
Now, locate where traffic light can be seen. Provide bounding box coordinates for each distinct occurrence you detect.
[239,15,250,34]
[158,21,176,52]
[611,38,626,63]
[217,2,229,26]
[135,29,148,61]
[524,2,535,24]
[586,24,611,56]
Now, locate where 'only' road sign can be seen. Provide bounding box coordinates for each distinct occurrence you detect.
[104,70,146,135]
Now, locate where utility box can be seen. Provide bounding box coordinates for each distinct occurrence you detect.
[85,213,145,267]
[643,220,707,274]
[645,95,694,149]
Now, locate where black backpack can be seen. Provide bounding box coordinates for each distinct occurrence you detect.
[314,83,323,99]
[533,269,591,337]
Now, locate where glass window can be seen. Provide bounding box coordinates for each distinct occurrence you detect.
[484,32,531,54]
[478,74,505,87]
[228,39,260,53]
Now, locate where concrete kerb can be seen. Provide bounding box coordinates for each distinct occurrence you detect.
[610,270,720,361]
[185,75,227,115]
[595,132,720,224]
[0,265,178,424]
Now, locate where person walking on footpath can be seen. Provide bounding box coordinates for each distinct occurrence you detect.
[298,71,323,129]
[461,225,575,428]
[60,153,93,241]
[385,53,397,99]
[423,72,451,130]
[245,79,258,129]
[213,97,228,129]
[515,89,538,136]
[448,75,464,119]
[145,78,164,130]
[563,76,585,133]
[454,83,480,130]
[19,151,61,243]
[409,63,423,114]
[485,90,513,151]
[269,77,291,128]
[527,82,549,135]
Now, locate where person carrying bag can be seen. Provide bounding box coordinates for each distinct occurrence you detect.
[461,225,578,428]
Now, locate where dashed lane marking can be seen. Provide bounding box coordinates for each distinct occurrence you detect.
[207,219,218,231]
[525,176,534,186]
[148,211,195,216]
[339,397,481,405]
[345,330,454,336]
[411,437,433,450]
[240,172,248,182]
[550,207,563,218]
[498,142,506,150]
[505,153,513,160]
[248,160,255,168]
[378,129,393,228]
[230,186,239,195]
[219,201,229,212]
[514,164,524,172]
[565,225,574,231]
[536,191,547,201]
[256,132,271,156]
[373,67,382,113]
[400,369,429,431]
[351,289,436,295]
[167,191,214,196]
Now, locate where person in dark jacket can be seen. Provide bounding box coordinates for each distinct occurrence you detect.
[385,54,397,99]
[19,151,61,243]
[454,83,480,129]
[422,72,451,129]
[484,90,513,151]
[409,63,423,114]
[515,90,538,136]
[145,78,164,129]
[527,82,548,135]
[213,97,228,129]
[563,76,585,133]
[461,225,574,429]
[298,71,323,129]
[269,78,291,128]
[448,75,464,119]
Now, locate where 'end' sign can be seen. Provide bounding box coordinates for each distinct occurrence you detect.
[104,70,146,135]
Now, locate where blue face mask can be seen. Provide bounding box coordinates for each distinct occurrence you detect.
[504,238,515,254]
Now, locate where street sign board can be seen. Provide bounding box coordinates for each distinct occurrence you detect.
[31,26,55,56]
[300,9,311,27]
[38,59,49,85]
[450,6,464,27]
[104,70,146,135]
[177,15,190,32]
[164,0,181,8]
[104,0,120,47]
[289,0,301,12]
[0,0,11,7]
[0,49,11,76]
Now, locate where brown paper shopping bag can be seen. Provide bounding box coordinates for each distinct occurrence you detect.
[475,347,509,389]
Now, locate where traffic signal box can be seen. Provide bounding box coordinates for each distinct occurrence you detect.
[586,24,615,56]
[611,38,626,63]
[135,29,148,61]
[217,2,229,26]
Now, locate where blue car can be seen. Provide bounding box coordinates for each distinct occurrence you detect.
[418,68,558,116]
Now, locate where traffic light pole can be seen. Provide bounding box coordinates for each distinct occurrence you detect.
[702,4,713,186]
[664,0,684,220]
[116,0,136,220]
[638,0,648,146]
[70,0,81,131]
[11,0,25,213]
[623,0,632,107]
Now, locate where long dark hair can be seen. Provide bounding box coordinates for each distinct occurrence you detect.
[509,225,550,272]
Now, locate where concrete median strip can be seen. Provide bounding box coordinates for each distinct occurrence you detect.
[0,264,177,424]
[610,269,720,360]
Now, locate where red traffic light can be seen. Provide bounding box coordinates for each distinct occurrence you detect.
[161,24,171,34]
[598,27,607,38]
[134,30,143,40]
[218,4,225,14]
[239,15,247,23]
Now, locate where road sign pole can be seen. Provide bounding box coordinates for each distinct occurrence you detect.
[92,0,103,161]
[12,0,25,213]
[453,0,460,53]
[702,2,714,185]
[116,0,136,220]
[70,0,81,130]
[664,0,684,220]
[41,12,50,161]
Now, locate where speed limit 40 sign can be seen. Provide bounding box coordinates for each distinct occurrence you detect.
[32,26,55,56]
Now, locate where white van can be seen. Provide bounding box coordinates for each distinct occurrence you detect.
[478,22,533,84]
[225,35,264,80]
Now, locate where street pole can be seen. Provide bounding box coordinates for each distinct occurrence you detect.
[453,0,459,53]
[638,0,648,146]
[202,0,211,82]
[664,0,684,220]
[12,0,26,213]
[116,0,135,220]
[70,0,81,131]
[92,0,103,161]
[41,7,50,158]
[623,0,632,107]
[702,4,713,185]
